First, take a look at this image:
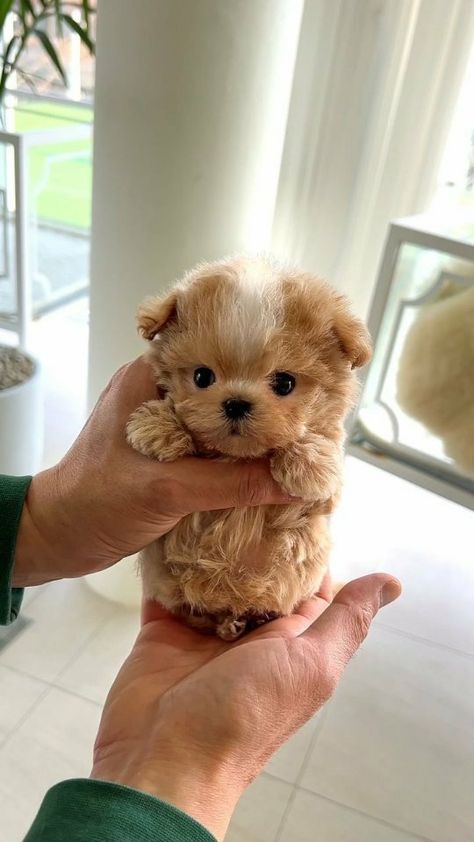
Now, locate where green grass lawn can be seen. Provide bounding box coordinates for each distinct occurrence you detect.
[12,100,93,231]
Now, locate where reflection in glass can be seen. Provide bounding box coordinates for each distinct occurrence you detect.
[353,239,474,498]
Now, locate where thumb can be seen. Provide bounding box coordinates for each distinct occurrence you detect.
[302,573,401,667]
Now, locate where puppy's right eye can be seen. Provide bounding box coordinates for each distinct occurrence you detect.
[271,371,296,396]
[193,367,216,389]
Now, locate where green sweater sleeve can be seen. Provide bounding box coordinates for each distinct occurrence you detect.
[0,477,216,841]
[0,473,31,625]
[24,779,216,842]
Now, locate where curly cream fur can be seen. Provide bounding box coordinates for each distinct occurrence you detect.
[127,256,371,638]
[397,284,474,473]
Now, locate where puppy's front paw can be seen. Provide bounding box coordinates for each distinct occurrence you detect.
[127,399,193,461]
[271,434,341,501]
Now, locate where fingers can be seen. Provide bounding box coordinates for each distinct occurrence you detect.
[250,595,329,641]
[302,573,401,665]
[316,571,333,603]
[112,359,297,509]
[251,573,334,640]
[160,457,296,513]
[108,361,295,509]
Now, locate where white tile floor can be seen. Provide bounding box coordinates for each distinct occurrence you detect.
[1,303,473,842]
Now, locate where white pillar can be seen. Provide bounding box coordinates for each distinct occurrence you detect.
[88,0,303,405]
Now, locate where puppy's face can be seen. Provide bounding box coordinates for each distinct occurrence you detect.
[138,258,371,458]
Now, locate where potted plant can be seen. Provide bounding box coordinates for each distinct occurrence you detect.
[0,2,95,475]
[0,0,95,106]
[0,344,42,473]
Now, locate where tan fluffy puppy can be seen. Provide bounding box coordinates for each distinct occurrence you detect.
[127,256,371,639]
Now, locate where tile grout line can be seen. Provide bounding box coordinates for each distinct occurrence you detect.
[54,612,114,684]
[267,768,437,842]
[292,783,437,842]
[265,615,471,842]
[0,681,52,754]
[0,578,118,678]
[0,661,46,684]
[0,660,103,706]
[267,700,437,842]
[376,621,474,662]
[1,593,140,710]
[273,707,330,842]
[52,600,140,700]
[53,580,140,687]
[272,783,297,842]
[0,654,103,707]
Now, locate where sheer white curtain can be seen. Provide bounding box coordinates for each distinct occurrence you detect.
[272,0,474,316]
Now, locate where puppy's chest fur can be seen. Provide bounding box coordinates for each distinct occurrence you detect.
[140,492,330,625]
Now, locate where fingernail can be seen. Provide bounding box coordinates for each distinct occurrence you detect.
[380,578,402,607]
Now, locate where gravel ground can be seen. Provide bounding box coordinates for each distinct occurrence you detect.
[0,345,34,389]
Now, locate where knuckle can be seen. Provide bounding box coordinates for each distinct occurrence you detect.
[237,470,265,507]
[146,472,183,517]
[159,475,182,511]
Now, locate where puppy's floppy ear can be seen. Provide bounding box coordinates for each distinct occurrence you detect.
[333,295,372,369]
[137,291,179,340]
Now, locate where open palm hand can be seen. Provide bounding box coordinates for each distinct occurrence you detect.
[92,573,400,840]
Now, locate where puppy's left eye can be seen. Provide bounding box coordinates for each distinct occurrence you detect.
[271,371,296,396]
[193,366,216,389]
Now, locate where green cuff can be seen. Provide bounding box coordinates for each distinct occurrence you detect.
[0,474,31,625]
[24,779,217,842]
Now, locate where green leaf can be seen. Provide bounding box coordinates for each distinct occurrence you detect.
[34,28,67,86]
[0,33,21,104]
[19,0,36,22]
[61,12,95,54]
[53,0,63,37]
[0,0,15,32]
[82,0,90,29]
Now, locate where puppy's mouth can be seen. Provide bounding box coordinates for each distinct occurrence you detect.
[220,420,271,457]
[193,424,267,457]
[180,409,269,457]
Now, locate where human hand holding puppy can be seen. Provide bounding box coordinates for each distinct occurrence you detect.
[12,357,293,587]
[92,573,401,841]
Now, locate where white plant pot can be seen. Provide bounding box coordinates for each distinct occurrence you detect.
[0,352,43,475]
[85,553,142,609]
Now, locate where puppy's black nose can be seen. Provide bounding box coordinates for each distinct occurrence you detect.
[223,398,252,420]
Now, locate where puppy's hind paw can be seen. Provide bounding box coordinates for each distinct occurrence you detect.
[217,617,247,641]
